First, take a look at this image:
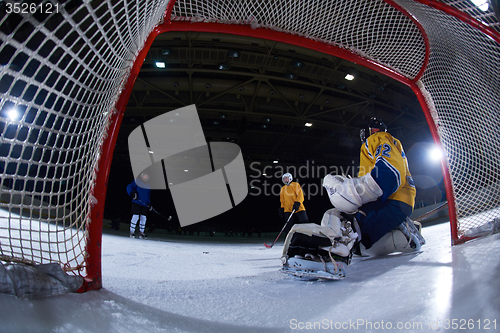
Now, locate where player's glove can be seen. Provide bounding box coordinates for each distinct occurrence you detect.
[322,173,382,213]
[131,192,138,200]
[148,205,154,211]
[278,207,284,218]
[292,201,301,211]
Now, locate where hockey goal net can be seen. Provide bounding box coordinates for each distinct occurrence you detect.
[0,0,499,291]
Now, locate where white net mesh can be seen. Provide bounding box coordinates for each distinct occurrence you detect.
[396,0,500,237]
[0,0,169,276]
[171,0,428,79]
[440,0,500,34]
[0,0,499,286]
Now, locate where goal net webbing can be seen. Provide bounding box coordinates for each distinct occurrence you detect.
[0,0,170,287]
[0,0,499,290]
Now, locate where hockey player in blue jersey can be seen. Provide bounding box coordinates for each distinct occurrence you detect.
[126,172,152,239]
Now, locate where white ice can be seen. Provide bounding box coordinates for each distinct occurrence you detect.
[1,220,500,332]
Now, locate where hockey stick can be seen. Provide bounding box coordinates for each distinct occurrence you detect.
[413,201,448,222]
[149,206,173,221]
[134,198,172,221]
[264,209,296,249]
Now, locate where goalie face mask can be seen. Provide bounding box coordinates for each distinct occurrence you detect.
[368,116,387,134]
[282,172,293,185]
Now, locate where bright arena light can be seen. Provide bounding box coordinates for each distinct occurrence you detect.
[430,146,444,162]
[471,0,489,12]
[7,108,19,120]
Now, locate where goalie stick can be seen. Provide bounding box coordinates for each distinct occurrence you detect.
[413,201,448,223]
[264,209,296,249]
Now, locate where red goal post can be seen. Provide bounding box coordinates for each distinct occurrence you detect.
[0,0,499,292]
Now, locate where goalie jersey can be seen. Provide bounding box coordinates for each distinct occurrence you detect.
[358,132,416,207]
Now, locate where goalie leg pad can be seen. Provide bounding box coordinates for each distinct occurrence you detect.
[359,229,418,256]
[282,220,358,259]
[320,208,342,235]
[281,217,359,280]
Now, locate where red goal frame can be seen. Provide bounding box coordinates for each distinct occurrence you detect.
[84,0,500,291]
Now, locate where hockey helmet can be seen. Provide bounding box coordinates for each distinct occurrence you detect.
[139,171,150,182]
[368,117,387,135]
[282,172,293,185]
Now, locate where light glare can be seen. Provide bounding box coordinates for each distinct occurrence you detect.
[7,109,19,121]
[471,0,489,11]
[430,146,444,162]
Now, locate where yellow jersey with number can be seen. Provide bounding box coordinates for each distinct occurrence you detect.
[358,132,416,207]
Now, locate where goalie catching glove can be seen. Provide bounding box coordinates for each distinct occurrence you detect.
[322,173,383,213]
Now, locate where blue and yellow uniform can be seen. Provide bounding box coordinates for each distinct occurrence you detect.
[356,131,416,249]
[358,131,416,207]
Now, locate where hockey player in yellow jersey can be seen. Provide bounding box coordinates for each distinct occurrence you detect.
[323,117,425,256]
[358,117,416,207]
[279,173,309,235]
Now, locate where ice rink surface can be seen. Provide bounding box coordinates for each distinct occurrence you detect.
[1,221,499,333]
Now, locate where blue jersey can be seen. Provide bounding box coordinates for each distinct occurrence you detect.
[126,179,151,207]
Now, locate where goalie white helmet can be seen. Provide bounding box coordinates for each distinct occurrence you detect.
[282,172,293,185]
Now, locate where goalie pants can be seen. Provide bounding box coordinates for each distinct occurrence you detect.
[283,210,310,236]
[130,203,148,233]
[355,199,412,249]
